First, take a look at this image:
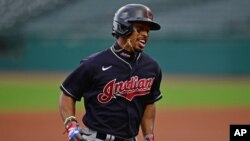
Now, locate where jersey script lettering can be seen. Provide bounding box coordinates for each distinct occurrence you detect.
[97,76,155,103]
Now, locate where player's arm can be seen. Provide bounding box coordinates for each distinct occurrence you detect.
[141,103,156,141]
[59,92,83,141]
[59,91,76,121]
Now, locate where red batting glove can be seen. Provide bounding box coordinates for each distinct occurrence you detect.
[65,121,81,141]
[144,134,154,141]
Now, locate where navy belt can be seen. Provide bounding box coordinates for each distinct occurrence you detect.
[96,132,135,141]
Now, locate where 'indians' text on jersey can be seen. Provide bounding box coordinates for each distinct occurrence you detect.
[98,76,155,103]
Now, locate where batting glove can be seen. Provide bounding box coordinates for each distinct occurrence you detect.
[64,116,83,141]
[144,134,154,141]
[65,121,80,141]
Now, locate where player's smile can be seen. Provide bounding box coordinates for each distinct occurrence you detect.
[137,38,147,49]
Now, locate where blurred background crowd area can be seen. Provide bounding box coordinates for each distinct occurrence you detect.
[0,0,250,75]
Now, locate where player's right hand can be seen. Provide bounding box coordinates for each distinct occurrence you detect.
[66,121,82,141]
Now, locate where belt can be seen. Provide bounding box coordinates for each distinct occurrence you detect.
[96,132,135,141]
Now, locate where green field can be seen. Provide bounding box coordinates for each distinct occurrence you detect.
[0,73,250,111]
[158,77,250,108]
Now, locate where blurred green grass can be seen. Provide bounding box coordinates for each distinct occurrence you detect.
[157,79,250,108]
[0,74,250,111]
[0,80,60,111]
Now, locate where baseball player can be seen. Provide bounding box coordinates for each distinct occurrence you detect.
[59,4,162,141]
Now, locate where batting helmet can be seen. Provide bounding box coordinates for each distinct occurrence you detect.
[112,4,161,38]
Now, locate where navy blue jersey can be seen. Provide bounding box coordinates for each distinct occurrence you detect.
[60,43,162,138]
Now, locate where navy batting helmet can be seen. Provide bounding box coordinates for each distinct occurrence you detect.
[112,4,161,38]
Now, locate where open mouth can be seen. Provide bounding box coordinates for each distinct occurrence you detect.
[138,39,146,48]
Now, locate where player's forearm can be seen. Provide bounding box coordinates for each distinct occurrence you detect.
[141,103,156,136]
[59,92,76,121]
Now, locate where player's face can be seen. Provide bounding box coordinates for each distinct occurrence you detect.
[127,22,150,53]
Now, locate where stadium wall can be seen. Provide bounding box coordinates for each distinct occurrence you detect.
[0,37,250,75]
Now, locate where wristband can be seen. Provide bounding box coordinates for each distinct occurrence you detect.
[64,116,78,127]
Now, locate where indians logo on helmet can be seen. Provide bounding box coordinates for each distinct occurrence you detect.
[146,8,153,19]
[97,76,155,103]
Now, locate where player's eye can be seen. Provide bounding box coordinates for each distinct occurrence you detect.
[134,26,149,34]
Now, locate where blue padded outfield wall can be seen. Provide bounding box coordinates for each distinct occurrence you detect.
[0,36,249,75]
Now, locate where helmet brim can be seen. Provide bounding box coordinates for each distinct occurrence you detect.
[128,19,161,30]
[148,21,161,30]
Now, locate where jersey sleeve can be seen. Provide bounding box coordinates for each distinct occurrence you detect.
[60,60,91,101]
[146,68,163,104]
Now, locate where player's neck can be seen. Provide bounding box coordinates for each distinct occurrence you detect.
[113,42,138,63]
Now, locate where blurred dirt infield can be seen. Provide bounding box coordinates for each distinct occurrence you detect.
[1,108,250,141]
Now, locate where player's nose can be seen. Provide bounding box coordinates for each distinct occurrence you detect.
[140,30,149,38]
